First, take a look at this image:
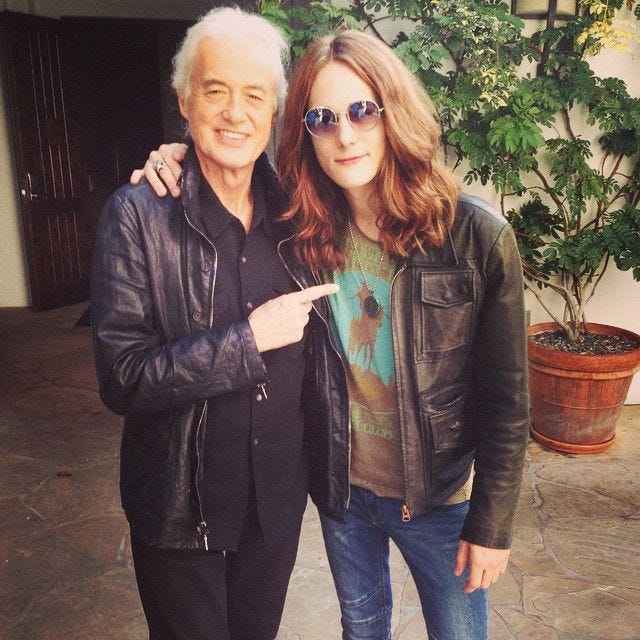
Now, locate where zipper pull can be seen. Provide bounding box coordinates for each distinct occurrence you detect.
[401,504,411,523]
[197,521,210,551]
[258,382,268,400]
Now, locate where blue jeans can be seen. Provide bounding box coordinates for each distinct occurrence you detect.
[320,486,488,640]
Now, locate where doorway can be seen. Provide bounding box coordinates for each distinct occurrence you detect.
[1,11,189,310]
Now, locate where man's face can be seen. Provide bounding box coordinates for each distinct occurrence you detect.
[178,36,278,178]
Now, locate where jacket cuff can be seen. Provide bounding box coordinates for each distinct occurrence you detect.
[460,511,514,549]
[238,320,267,381]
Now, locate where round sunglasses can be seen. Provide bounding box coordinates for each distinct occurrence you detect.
[303,100,384,138]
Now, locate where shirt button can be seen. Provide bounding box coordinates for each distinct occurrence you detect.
[192,311,202,321]
[256,393,263,402]
[200,259,211,272]
[253,438,259,446]
[241,256,247,264]
[246,301,253,310]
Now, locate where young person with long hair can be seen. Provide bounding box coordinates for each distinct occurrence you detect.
[135,28,529,640]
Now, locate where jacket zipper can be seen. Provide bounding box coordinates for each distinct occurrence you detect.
[195,400,210,550]
[185,213,219,550]
[390,262,412,522]
[276,238,353,509]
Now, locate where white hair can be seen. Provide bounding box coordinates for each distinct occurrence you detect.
[171,6,289,109]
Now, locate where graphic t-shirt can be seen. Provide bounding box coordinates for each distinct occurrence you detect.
[328,226,404,498]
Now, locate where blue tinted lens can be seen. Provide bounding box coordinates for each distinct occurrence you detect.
[348,101,380,129]
[305,107,337,137]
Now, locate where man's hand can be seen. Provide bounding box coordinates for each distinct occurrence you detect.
[454,540,510,593]
[249,284,339,353]
[130,143,188,197]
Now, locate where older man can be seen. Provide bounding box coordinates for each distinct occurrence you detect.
[91,8,336,640]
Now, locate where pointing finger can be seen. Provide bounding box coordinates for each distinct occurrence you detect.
[290,283,340,304]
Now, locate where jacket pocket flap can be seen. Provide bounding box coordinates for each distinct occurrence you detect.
[420,383,471,450]
[420,271,474,308]
[429,406,468,450]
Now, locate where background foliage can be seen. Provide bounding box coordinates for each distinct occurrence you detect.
[259,0,640,341]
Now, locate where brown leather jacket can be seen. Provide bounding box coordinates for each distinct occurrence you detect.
[279,194,530,549]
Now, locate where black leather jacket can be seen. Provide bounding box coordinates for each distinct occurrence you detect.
[91,152,299,549]
[280,195,530,549]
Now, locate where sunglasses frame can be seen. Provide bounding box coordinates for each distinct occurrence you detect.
[303,100,384,139]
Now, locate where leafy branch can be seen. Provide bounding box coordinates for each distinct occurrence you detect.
[261,0,640,340]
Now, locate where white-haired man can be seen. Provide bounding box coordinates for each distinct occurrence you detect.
[91,8,337,639]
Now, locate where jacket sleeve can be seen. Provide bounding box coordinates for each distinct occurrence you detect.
[90,191,267,416]
[461,222,530,548]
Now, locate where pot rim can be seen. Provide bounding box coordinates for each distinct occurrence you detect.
[527,322,640,374]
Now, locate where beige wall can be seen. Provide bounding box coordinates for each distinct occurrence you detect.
[0,61,30,307]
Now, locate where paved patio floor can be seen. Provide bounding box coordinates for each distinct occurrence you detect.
[1,302,638,639]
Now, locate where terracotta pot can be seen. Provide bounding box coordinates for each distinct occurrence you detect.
[527,322,640,454]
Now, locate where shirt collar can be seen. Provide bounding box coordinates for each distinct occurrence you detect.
[197,171,269,241]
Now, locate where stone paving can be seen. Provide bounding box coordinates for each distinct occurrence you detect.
[1,302,638,640]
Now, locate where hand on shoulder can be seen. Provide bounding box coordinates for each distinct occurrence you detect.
[130,143,188,197]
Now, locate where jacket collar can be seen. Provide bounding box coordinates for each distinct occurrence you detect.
[406,227,459,267]
[179,140,294,242]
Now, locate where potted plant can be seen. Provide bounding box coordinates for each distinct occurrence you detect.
[260,0,640,452]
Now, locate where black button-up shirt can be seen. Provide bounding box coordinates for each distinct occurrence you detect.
[198,173,305,551]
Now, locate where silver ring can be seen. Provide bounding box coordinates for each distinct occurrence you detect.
[152,159,165,172]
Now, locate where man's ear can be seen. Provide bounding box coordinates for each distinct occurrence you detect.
[178,94,189,120]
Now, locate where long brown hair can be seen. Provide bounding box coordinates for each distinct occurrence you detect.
[276,30,459,270]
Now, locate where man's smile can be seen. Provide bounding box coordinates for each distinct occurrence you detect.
[218,129,249,141]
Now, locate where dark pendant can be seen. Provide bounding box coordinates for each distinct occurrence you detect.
[364,294,382,318]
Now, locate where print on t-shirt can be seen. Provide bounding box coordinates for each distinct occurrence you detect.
[328,229,404,497]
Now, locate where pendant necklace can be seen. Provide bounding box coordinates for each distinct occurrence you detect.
[347,213,386,319]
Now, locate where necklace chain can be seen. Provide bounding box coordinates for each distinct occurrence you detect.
[347,214,386,296]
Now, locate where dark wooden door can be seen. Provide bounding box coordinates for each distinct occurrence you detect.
[67,18,176,194]
[2,11,92,310]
